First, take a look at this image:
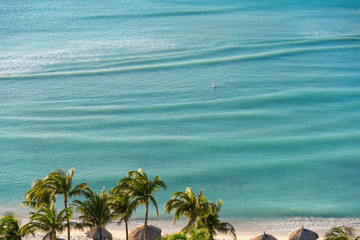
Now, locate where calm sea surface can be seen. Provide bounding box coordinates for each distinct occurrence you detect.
[1,0,360,220]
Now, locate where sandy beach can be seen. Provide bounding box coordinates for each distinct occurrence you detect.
[22,217,360,240]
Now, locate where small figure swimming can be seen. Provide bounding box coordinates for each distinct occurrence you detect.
[212,82,216,89]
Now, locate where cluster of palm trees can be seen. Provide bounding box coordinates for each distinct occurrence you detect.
[164,187,236,240]
[0,168,236,240]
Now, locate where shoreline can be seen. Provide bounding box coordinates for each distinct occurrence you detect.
[20,217,360,240]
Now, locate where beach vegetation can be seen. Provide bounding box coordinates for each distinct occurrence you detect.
[118,168,167,240]
[0,212,34,240]
[44,168,87,240]
[164,187,214,233]
[73,186,115,240]
[157,229,210,240]
[188,228,210,240]
[17,167,239,240]
[22,179,54,210]
[109,186,135,240]
[22,203,78,240]
[165,188,236,240]
[325,227,360,240]
[167,232,187,240]
[195,200,236,240]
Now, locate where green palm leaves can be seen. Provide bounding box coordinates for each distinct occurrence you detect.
[108,190,134,240]
[74,187,115,240]
[0,212,34,240]
[24,203,76,240]
[196,200,236,240]
[14,167,238,240]
[45,168,87,240]
[164,187,212,232]
[117,168,167,240]
[120,169,167,216]
[326,227,360,240]
[21,168,87,240]
[22,179,54,209]
[165,187,236,240]
[45,168,88,201]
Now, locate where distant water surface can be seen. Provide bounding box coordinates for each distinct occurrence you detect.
[1,0,360,219]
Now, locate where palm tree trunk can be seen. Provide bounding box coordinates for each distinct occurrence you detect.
[64,196,70,240]
[125,220,129,240]
[144,202,149,240]
[184,221,191,234]
[184,219,193,233]
[99,227,103,240]
[67,218,70,240]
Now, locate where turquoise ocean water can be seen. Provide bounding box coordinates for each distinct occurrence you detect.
[1,0,360,220]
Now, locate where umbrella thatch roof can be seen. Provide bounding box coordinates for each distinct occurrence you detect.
[129,225,161,240]
[85,228,113,240]
[288,227,319,240]
[251,232,278,240]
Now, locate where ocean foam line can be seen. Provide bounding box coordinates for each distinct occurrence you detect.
[1,37,359,77]
[32,46,214,75]
[74,37,360,71]
[3,115,358,144]
[218,36,360,51]
[1,88,359,116]
[29,89,360,113]
[1,130,359,147]
[1,84,358,110]
[194,135,360,156]
[9,36,358,76]
[0,109,283,124]
[78,7,242,20]
[2,97,279,115]
[1,45,359,79]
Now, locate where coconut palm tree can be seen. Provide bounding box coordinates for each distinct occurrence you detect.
[23,203,77,240]
[196,200,236,240]
[0,212,34,240]
[196,212,235,240]
[325,227,359,240]
[109,188,135,240]
[164,187,214,233]
[22,179,54,210]
[45,168,87,240]
[120,168,167,240]
[74,187,115,240]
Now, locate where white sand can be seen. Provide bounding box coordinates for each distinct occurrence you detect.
[25,217,360,240]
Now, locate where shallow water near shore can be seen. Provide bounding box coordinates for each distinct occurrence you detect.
[1,0,360,219]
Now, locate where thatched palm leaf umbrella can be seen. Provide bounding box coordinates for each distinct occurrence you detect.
[251,232,278,240]
[129,225,161,240]
[289,227,319,240]
[85,228,112,240]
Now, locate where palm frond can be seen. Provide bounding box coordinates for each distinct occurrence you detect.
[69,182,88,198]
[74,186,114,232]
[325,227,357,240]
